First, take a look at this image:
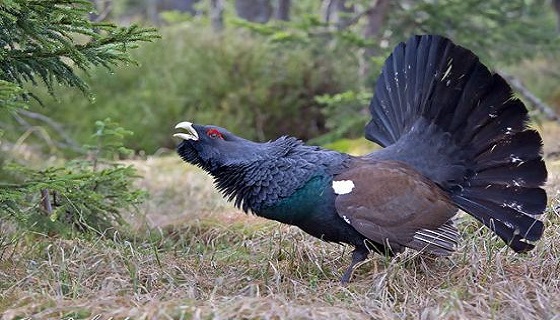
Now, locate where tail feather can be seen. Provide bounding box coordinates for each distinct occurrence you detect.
[384,44,404,131]
[369,80,400,145]
[459,185,546,215]
[452,196,543,249]
[447,64,494,134]
[474,130,543,167]
[465,101,529,151]
[473,159,547,188]
[367,35,547,252]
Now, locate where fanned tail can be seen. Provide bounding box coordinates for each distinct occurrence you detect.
[367,35,547,252]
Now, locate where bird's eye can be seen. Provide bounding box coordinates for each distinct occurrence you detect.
[206,128,224,140]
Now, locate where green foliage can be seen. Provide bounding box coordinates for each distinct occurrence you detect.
[86,118,134,162]
[0,0,156,235]
[246,0,560,141]
[6,0,555,151]
[3,0,559,153]
[1,119,145,236]
[232,1,559,75]
[507,58,560,113]
[313,90,372,143]
[19,24,360,152]
[0,0,159,98]
[230,13,374,53]
[0,80,25,113]
[388,0,560,66]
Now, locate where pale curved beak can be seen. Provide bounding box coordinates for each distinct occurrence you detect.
[173,121,199,141]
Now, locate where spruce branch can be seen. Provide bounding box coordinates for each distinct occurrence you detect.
[0,0,153,235]
[0,0,159,97]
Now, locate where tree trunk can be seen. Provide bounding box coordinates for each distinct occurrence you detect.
[361,0,390,79]
[162,0,199,15]
[210,0,224,32]
[235,0,272,23]
[321,0,354,29]
[335,0,354,30]
[275,0,291,21]
[321,0,336,24]
[146,0,160,25]
[89,0,112,22]
[553,0,560,32]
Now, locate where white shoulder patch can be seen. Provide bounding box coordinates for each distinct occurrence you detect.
[332,180,355,195]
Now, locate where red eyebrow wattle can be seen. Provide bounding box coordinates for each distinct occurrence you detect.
[206,128,223,139]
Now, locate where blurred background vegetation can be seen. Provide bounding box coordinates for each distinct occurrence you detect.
[5,0,560,153]
[1,0,560,234]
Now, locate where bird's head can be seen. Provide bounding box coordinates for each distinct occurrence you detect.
[173,121,265,172]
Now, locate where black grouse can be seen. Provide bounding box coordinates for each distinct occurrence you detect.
[174,35,548,283]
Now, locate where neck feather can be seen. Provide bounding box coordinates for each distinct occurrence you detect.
[208,137,347,213]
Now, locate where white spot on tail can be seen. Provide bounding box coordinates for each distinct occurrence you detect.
[505,127,514,135]
[501,201,524,212]
[510,154,523,164]
[342,215,351,224]
[512,178,524,187]
[442,60,453,80]
[333,180,355,195]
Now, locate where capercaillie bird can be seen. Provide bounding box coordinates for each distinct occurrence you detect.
[173,35,547,283]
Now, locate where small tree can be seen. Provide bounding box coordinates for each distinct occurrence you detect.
[0,0,158,235]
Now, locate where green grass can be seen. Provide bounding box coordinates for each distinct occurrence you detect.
[1,123,559,319]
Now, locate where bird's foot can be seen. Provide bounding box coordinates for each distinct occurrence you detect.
[340,247,369,284]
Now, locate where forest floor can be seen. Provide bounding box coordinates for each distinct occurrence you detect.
[1,121,559,319]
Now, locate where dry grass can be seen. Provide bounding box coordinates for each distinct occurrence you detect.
[1,123,560,320]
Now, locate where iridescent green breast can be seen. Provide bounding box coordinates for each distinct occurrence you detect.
[258,175,334,225]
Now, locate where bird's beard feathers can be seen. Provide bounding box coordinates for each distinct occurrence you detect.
[176,139,219,172]
[177,141,199,164]
[176,137,296,212]
[212,163,259,212]
[177,136,347,214]
[177,140,252,210]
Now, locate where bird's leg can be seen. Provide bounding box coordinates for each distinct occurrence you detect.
[340,246,369,284]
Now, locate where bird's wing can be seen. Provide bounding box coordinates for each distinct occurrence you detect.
[334,160,458,255]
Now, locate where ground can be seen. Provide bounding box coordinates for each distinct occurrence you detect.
[0,122,559,319]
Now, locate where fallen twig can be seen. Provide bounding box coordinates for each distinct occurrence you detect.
[14,109,84,153]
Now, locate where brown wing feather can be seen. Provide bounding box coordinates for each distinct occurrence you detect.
[334,160,458,254]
